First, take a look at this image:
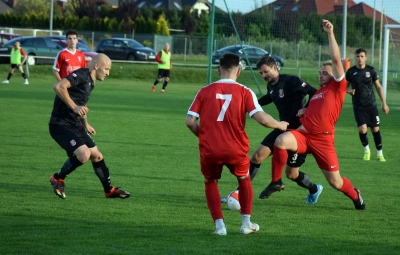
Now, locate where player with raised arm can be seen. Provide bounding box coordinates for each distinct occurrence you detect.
[186,53,288,235]
[268,20,365,210]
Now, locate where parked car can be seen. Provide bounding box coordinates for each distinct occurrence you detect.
[95,38,156,61]
[0,36,62,65]
[46,35,88,46]
[211,45,284,70]
[49,38,97,65]
[0,33,22,47]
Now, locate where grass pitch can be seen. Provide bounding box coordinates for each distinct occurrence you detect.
[0,75,399,255]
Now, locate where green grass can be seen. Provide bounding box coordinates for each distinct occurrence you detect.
[0,70,400,255]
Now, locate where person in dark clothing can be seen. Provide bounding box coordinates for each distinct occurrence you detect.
[244,56,322,204]
[346,48,389,162]
[48,53,131,200]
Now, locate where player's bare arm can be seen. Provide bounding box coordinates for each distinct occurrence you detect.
[80,114,96,135]
[53,79,89,116]
[346,81,355,95]
[374,80,390,114]
[186,114,199,137]
[296,108,307,117]
[251,111,288,131]
[323,19,344,79]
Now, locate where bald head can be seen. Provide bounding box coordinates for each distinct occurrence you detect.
[164,43,170,51]
[89,53,111,81]
[89,53,111,69]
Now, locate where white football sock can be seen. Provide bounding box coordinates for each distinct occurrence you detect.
[215,219,225,229]
[242,214,251,226]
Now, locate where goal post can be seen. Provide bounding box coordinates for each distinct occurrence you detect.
[382,24,400,107]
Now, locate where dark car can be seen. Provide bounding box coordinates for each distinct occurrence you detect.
[95,38,156,61]
[212,45,284,70]
[49,37,97,65]
[0,33,22,47]
[46,35,87,46]
[0,36,62,65]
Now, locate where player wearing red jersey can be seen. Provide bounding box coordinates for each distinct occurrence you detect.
[186,53,288,235]
[268,20,365,210]
[53,29,86,81]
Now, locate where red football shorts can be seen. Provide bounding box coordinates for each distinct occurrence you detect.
[200,157,250,180]
[290,130,339,171]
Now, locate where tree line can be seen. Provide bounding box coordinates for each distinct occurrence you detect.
[0,0,379,47]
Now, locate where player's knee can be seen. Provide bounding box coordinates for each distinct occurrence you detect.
[285,166,298,180]
[90,151,103,162]
[75,147,91,163]
[157,78,163,82]
[327,179,342,190]
[165,77,170,82]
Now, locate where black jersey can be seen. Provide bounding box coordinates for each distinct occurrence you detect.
[49,68,95,126]
[346,65,378,108]
[258,74,316,129]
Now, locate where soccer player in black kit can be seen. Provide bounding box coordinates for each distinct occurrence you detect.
[346,48,389,162]
[49,53,131,199]
[223,56,322,204]
[254,57,322,202]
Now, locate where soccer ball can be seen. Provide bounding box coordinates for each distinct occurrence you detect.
[226,190,240,211]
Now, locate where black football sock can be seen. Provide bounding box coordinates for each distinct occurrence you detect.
[249,162,261,181]
[162,81,168,89]
[22,73,27,79]
[372,131,382,150]
[92,159,112,193]
[7,73,12,80]
[55,156,83,179]
[153,79,159,86]
[293,171,318,194]
[359,132,368,147]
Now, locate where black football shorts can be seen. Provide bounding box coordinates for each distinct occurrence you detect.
[261,129,307,168]
[49,124,96,157]
[353,105,380,128]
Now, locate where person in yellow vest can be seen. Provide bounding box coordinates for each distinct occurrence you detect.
[151,43,171,94]
[2,40,29,85]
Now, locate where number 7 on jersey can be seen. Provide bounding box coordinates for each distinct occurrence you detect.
[216,94,232,121]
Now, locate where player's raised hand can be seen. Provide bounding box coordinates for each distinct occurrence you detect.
[322,19,333,34]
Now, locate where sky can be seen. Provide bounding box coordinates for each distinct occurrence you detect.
[214,0,400,23]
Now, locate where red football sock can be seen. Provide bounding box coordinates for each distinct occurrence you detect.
[205,182,223,221]
[272,146,288,182]
[340,177,358,201]
[238,176,253,215]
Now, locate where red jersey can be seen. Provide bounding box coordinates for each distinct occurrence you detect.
[301,76,347,134]
[53,49,86,79]
[188,79,263,163]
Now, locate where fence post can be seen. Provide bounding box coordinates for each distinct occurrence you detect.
[296,43,299,67]
[92,32,94,50]
[318,45,321,68]
[184,37,187,62]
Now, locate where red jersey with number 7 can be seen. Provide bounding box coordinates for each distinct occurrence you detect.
[187,79,264,163]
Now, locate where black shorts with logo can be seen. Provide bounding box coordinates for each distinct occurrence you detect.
[49,124,96,157]
[261,129,307,167]
[353,105,380,128]
[158,69,170,78]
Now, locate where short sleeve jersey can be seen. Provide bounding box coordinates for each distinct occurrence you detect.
[301,76,347,134]
[345,65,378,108]
[258,74,316,129]
[188,79,263,163]
[53,49,87,79]
[49,68,94,126]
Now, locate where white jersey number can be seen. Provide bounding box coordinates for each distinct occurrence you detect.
[216,94,232,121]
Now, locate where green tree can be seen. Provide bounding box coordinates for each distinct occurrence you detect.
[157,14,170,36]
[13,0,63,17]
